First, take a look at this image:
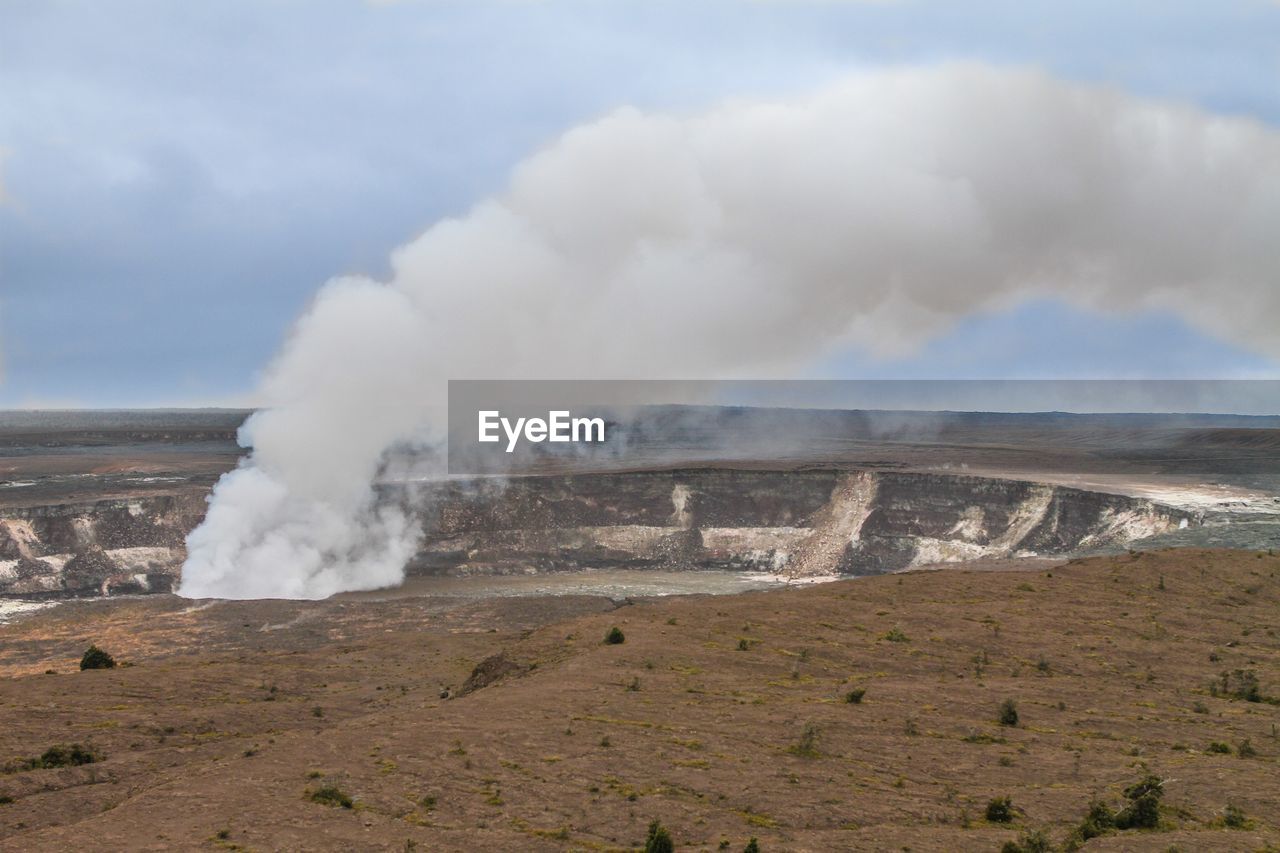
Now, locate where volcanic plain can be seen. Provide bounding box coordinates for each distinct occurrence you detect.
[1,548,1278,851]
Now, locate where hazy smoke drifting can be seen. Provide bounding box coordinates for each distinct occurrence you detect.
[178,64,1280,599]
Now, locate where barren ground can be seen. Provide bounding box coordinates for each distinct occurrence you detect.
[1,548,1278,851]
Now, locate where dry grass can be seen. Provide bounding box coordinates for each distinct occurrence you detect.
[0,548,1277,851]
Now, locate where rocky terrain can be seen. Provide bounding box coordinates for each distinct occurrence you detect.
[0,548,1276,850]
[409,468,1196,578]
[0,467,1208,599]
[0,495,206,597]
[4,407,1279,599]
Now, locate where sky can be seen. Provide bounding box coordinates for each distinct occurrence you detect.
[1,0,1279,407]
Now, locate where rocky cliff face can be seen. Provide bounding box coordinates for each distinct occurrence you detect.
[0,495,204,597]
[0,468,1196,598]
[409,468,1194,578]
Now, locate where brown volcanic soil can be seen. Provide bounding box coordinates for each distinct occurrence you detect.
[1,549,1279,851]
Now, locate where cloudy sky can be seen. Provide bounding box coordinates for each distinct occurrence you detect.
[2,0,1278,407]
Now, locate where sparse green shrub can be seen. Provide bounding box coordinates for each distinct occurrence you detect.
[998,698,1019,727]
[1207,741,1231,754]
[644,820,674,853]
[1001,827,1051,853]
[1237,738,1257,758]
[1075,799,1115,841]
[79,645,115,671]
[308,783,353,808]
[986,797,1015,823]
[882,626,908,643]
[1216,669,1263,702]
[604,626,626,645]
[1222,804,1249,829]
[1114,775,1162,830]
[844,687,866,704]
[743,839,759,853]
[789,722,820,758]
[737,638,749,651]
[16,743,100,771]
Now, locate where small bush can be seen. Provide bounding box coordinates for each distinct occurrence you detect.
[737,638,750,651]
[1217,669,1263,702]
[1076,799,1115,840]
[882,626,909,643]
[19,743,99,771]
[1207,741,1231,754]
[308,783,353,808]
[998,698,1019,727]
[644,820,674,853]
[604,627,626,645]
[844,687,866,704]
[79,645,116,671]
[986,796,1015,823]
[1237,738,1257,758]
[1222,804,1249,829]
[1002,827,1052,853]
[789,722,820,758]
[1114,775,1162,830]
[743,839,759,853]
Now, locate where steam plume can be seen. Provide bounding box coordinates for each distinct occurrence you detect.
[178,64,1280,599]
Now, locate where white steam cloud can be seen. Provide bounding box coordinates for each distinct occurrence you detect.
[178,64,1280,599]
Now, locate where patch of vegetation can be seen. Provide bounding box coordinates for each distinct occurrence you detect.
[998,698,1019,727]
[844,687,866,704]
[1071,799,1115,844]
[1211,668,1273,703]
[1206,741,1231,754]
[1114,774,1162,830]
[10,743,100,772]
[985,796,1015,823]
[644,820,674,853]
[1066,774,1169,847]
[1001,827,1051,853]
[737,638,750,651]
[79,645,116,671]
[604,626,626,645]
[743,839,759,853]
[1221,803,1251,830]
[1237,738,1257,758]
[788,722,820,758]
[881,626,909,643]
[962,731,1006,745]
[308,783,354,808]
